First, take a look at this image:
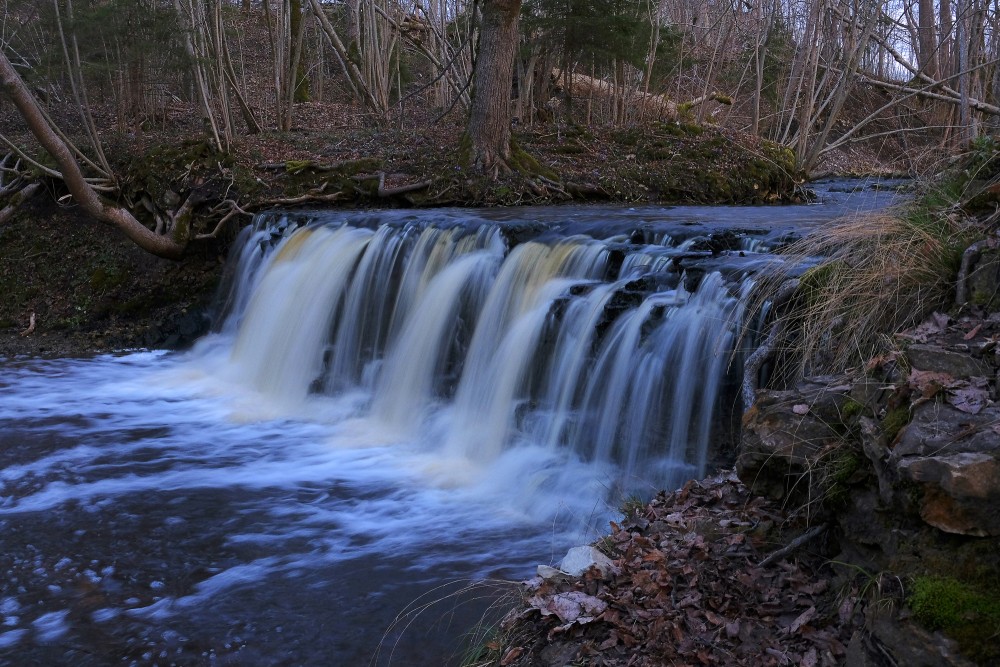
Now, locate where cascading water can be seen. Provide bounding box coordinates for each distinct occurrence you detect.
[0,183,906,664]
[209,211,750,494]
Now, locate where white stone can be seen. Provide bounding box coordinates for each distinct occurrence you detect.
[558,546,614,577]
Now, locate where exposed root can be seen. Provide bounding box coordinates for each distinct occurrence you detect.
[195,199,251,240]
[0,181,42,225]
[742,278,799,412]
[956,236,996,304]
[19,312,36,337]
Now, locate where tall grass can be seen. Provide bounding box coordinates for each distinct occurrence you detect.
[750,204,969,379]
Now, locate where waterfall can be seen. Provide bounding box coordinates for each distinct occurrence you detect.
[207,210,752,494]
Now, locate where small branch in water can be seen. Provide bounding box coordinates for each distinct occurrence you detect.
[758,523,828,568]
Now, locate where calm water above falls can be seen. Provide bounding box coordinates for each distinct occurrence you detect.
[0,181,901,665]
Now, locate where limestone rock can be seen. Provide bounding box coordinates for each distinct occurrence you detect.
[893,402,1000,459]
[558,546,615,577]
[897,452,1000,536]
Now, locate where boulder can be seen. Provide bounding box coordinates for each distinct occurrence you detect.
[896,452,1000,536]
[891,402,1000,536]
[893,402,1000,459]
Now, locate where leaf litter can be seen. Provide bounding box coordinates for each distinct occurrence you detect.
[494,472,859,667]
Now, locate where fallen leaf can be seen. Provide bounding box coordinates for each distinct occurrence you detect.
[964,323,984,340]
[947,383,990,414]
[908,369,953,396]
[788,606,816,634]
[527,591,607,624]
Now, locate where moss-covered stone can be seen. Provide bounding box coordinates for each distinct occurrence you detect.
[909,575,1000,663]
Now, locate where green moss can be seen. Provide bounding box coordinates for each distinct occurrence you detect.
[821,446,864,509]
[840,398,867,421]
[910,576,1000,662]
[881,406,911,442]
[610,128,641,146]
[510,143,559,181]
[89,266,125,291]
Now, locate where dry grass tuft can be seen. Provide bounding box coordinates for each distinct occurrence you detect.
[750,206,968,378]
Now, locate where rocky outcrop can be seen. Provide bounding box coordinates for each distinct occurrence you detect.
[742,311,1000,537]
[893,402,1000,536]
[738,310,1000,665]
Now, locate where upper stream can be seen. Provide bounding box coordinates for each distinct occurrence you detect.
[0,180,901,665]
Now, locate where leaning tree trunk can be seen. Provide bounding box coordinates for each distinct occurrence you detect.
[0,51,187,260]
[466,0,521,176]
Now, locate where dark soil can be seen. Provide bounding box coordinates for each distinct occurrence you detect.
[0,196,222,358]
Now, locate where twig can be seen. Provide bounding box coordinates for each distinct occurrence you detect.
[254,192,344,207]
[20,312,36,337]
[757,524,828,568]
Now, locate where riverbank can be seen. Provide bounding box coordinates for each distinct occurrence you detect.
[484,303,1000,667]
[476,185,1000,666]
[3,103,899,358]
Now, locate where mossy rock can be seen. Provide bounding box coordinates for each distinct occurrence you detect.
[909,575,1000,663]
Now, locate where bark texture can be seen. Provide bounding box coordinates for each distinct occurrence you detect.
[467,0,521,175]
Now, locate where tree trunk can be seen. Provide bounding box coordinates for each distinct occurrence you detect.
[466,0,521,175]
[0,51,186,260]
[918,0,939,78]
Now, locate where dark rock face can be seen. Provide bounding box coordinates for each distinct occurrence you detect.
[738,309,1000,665]
[737,376,853,500]
[905,343,994,377]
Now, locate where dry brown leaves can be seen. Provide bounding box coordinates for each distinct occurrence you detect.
[500,472,855,667]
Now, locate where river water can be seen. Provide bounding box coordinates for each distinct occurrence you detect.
[0,181,901,665]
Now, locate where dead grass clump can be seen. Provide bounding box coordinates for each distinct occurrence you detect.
[755,208,966,378]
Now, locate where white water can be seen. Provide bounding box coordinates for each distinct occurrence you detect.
[204,215,747,494]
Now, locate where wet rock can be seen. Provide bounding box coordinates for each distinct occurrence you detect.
[905,344,994,377]
[688,230,741,254]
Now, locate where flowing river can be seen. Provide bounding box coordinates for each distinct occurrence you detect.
[0,181,901,665]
